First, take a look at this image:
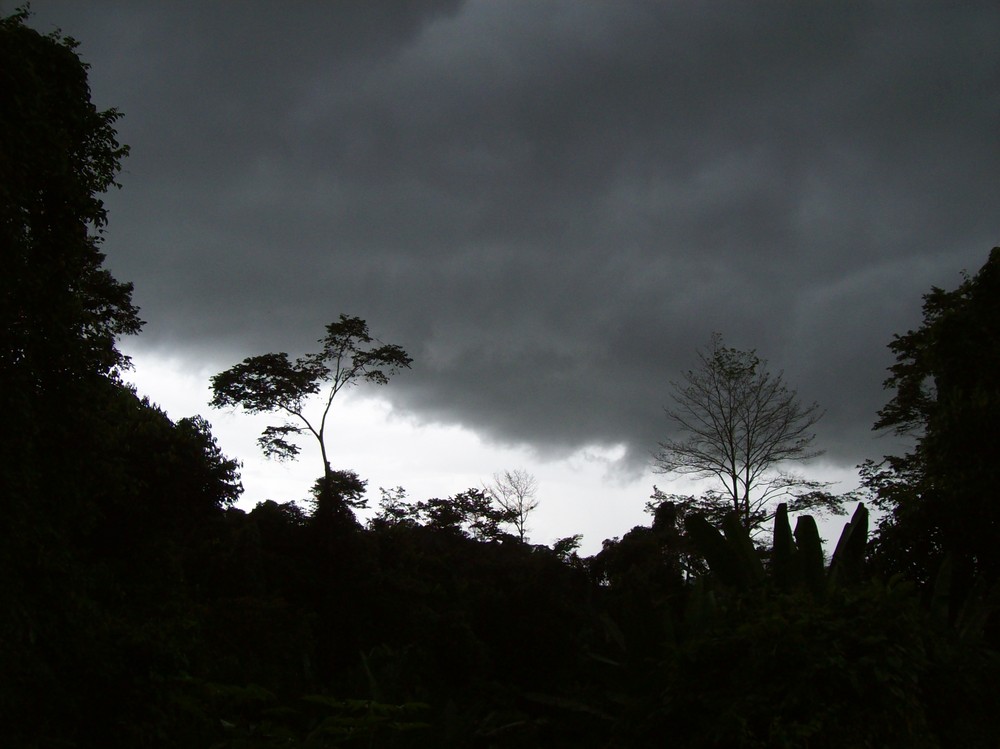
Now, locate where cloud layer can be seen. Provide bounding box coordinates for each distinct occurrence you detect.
[24,1,1000,471]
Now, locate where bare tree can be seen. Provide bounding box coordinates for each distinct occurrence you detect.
[654,334,845,533]
[486,469,539,542]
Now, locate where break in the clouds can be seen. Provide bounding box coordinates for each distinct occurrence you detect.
[21,1,1000,472]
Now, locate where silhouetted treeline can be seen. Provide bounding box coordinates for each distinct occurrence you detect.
[3,10,999,748]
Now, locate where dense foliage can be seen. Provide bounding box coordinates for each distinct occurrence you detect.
[2,9,998,747]
[864,248,1000,596]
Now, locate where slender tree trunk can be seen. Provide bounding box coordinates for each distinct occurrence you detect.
[316,431,335,521]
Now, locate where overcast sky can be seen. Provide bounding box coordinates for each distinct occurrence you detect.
[17,2,1000,548]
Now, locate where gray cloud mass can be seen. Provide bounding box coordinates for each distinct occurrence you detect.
[20,1,1000,471]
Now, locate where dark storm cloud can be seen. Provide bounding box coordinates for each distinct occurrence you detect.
[21,1,1000,470]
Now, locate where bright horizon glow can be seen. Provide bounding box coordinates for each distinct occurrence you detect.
[121,347,864,555]
[121,347,658,554]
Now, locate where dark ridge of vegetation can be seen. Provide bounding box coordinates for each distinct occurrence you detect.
[2,9,999,747]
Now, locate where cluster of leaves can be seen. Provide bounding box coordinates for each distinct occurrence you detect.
[373,486,519,541]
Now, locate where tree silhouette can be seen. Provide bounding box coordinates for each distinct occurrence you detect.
[210,315,411,505]
[654,334,843,532]
[1,8,141,389]
[1,13,147,745]
[866,247,1000,588]
[486,468,539,542]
